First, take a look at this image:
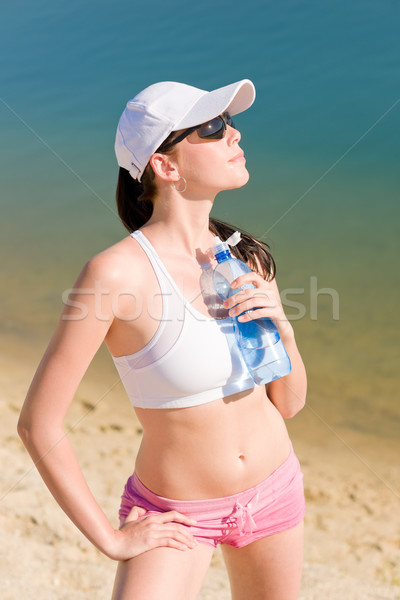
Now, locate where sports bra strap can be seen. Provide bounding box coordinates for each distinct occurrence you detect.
[126,231,185,369]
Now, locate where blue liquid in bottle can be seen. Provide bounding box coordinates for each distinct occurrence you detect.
[212,236,291,385]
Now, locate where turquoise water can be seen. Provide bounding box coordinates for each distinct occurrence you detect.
[1,1,399,437]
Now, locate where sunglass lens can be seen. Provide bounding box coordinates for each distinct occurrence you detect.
[197,117,224,139]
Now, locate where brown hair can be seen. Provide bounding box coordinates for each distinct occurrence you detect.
[116,139,276,280]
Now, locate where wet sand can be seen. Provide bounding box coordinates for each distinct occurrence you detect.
[1,346,399,600]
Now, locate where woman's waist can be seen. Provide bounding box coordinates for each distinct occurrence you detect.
[128,441,299,515]
[134,404,290,499]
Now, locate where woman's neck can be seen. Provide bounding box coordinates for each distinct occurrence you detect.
[142,192,216,256]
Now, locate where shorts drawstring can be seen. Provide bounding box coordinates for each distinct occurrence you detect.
[229,490,260,534]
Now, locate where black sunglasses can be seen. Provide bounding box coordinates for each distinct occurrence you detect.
[158,112,235,153]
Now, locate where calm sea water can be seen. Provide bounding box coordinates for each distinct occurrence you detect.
[1,0,399,438]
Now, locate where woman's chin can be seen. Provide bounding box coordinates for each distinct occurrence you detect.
[229,168,250,189]
[210,168,250,194]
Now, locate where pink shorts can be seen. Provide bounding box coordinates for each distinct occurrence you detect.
[119,443,305,548]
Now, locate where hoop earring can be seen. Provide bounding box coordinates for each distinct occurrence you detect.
[171,176,187,193]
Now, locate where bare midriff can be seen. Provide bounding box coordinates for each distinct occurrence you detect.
[134,385,291,500]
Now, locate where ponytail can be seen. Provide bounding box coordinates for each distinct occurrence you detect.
[116,167,154,231]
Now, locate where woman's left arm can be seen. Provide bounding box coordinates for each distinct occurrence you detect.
[223,272,307,419]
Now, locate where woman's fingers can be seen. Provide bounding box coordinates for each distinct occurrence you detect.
[231,272,265,289]
[127,504,148,519]
[149,521,198,549]
[154,509,197,527]
[113,509,199,560]
[227,292,278,316]
[144,511,198,547]
[225,287,276,309]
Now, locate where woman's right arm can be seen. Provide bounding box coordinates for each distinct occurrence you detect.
[17,253,197,559]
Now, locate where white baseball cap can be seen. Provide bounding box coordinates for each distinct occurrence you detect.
[115,79,256,181]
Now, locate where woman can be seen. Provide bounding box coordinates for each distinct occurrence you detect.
[18,79,307,600]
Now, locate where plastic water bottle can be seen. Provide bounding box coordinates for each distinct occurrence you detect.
[211,232,291,385]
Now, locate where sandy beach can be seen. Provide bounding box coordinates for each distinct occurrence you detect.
[1,345,399,600]
[2,0,400,597]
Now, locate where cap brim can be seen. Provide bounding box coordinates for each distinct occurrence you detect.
[174,79,255,130]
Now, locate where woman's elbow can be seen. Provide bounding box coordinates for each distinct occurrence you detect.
[17,415,37,449]
[281,398,306,419]
[267,380,307,419]
[17,412,30,441]
[17,412,61,454]
[272,388,307,419]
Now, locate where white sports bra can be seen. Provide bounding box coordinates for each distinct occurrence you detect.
[111,230,256,409]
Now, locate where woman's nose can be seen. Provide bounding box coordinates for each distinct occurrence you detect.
[227,125,241,145]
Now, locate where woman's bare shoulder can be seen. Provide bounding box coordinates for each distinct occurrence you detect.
[79,234,147,288]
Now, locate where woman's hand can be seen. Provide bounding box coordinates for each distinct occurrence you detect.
[223,272,294,342]
[106,505,199,561]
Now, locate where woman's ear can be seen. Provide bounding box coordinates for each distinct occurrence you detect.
[150,153,180,182]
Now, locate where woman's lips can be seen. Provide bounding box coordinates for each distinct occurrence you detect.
[229,151,245,163]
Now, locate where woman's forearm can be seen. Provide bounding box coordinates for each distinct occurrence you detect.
[18,422,116,557]
[266,329,307,419]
